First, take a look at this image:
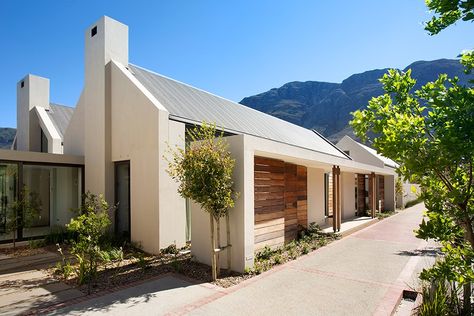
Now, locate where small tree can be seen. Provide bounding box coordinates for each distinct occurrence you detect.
[395,177,404,209]
[167,123,238,281]
[67,192,112,294]
[6,187,41,249]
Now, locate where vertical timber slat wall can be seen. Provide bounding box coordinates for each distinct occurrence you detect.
[254,156,307,250]
[284,163,297,241]
[327,173,333,216]
[254,157,285,250]
[296,166,308,228]
[357,174,366,215]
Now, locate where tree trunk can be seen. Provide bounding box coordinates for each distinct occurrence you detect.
[464,221,473,315]
[216,218,221,278]
[209,214,217,281]
[226,213,231,272]
[463,282,471,315]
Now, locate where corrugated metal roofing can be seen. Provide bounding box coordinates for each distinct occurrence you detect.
[46,103,74,139]
[128,64,348,159]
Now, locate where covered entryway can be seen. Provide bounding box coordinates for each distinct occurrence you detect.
[254,156,307,250]
[356,173,385,215]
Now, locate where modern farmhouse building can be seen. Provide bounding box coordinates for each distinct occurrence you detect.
[0,16,397,272]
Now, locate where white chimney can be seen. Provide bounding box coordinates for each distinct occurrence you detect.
[16,74,50,151]
[83,16,128,201]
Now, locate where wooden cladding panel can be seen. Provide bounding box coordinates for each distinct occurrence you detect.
[357,174,366,213]
[254,157,285,250]
[327,173,333,216]
[254,156,307,250]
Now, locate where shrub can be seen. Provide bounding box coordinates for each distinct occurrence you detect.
[67,192,113,294]
[405,197,423,208]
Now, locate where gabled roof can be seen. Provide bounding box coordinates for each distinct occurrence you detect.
[46,103,74,139]
[358,142,398,169]
[128,64,348,159]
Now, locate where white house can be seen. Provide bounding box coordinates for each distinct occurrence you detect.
[0,16,397,272]
[336,135,419,210]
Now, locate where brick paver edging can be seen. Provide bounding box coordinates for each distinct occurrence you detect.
[21,271,193,315]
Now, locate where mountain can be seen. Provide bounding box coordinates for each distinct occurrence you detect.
[0,128,15,149]
[240,59,472,142]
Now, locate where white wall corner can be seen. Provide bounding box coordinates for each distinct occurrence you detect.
[34,106,63,154]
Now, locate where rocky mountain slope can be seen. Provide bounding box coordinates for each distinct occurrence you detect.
[0,128,15,149]
[240,59,472,142]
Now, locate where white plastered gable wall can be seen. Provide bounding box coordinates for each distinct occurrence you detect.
[16,74,63,154]
[72,16,187,253]
[336,135,385,168]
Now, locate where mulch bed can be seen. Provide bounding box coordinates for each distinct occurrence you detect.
[46,247,252,295]
[0,244,56,257]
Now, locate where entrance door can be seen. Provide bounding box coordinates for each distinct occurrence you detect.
[115,161,130,240]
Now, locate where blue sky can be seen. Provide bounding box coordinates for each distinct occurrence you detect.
[0,0,471,128]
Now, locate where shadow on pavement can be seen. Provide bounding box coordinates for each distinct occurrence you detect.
[395,247,441,257]
[47,275,200,315]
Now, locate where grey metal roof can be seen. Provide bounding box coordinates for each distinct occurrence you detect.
[46,103,74,139]
[128,64,348,159]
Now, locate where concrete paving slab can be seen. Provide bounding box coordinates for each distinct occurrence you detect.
[290,237,417,285]
[0,288,83,316]
[187,268,389,316]
[50,275,218,316]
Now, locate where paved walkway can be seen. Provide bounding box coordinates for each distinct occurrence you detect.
[0,251,84,316]
[50,203,435,316]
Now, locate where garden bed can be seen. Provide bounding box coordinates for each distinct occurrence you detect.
[44,224,339,294]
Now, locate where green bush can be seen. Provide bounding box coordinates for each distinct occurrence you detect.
[417,280,462,316]
[404,197,423,209]
[45,225,76,245]
[67,192,113,293]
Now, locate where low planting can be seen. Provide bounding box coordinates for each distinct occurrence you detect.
[405,197,424,209]
[248,223,339,275]
[417,278,463,316]
[377,210,396,220]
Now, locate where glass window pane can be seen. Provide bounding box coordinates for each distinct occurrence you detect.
[23,165,82,238]
[0,163,18,241]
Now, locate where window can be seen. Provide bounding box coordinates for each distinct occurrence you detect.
[20,81,24,88]
[91,26,97,37]
[22,164,82,239]
[0,163,18,241]
[40,129,48,153]
[343,150,350,156]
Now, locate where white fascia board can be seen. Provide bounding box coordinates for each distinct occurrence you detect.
[34,106,63,153]
[242,134,396,176]
[110,60,168,112]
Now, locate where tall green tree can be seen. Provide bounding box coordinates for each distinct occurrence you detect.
[351,22,473,316]
[167,123,238,281]
[351,2,474,313]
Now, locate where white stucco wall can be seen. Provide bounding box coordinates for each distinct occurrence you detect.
[110,60,186,253]
[84,16,128,205]
[307,167,326,226]
[191,134,254,273]
[341,172,356,219]
[17,75,50,152]
[34,107,62,153]
[336,136,384,169]
[63,91,85,156]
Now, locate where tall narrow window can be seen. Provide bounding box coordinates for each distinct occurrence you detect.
[115,161,130,240]
[40,129,48,153]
